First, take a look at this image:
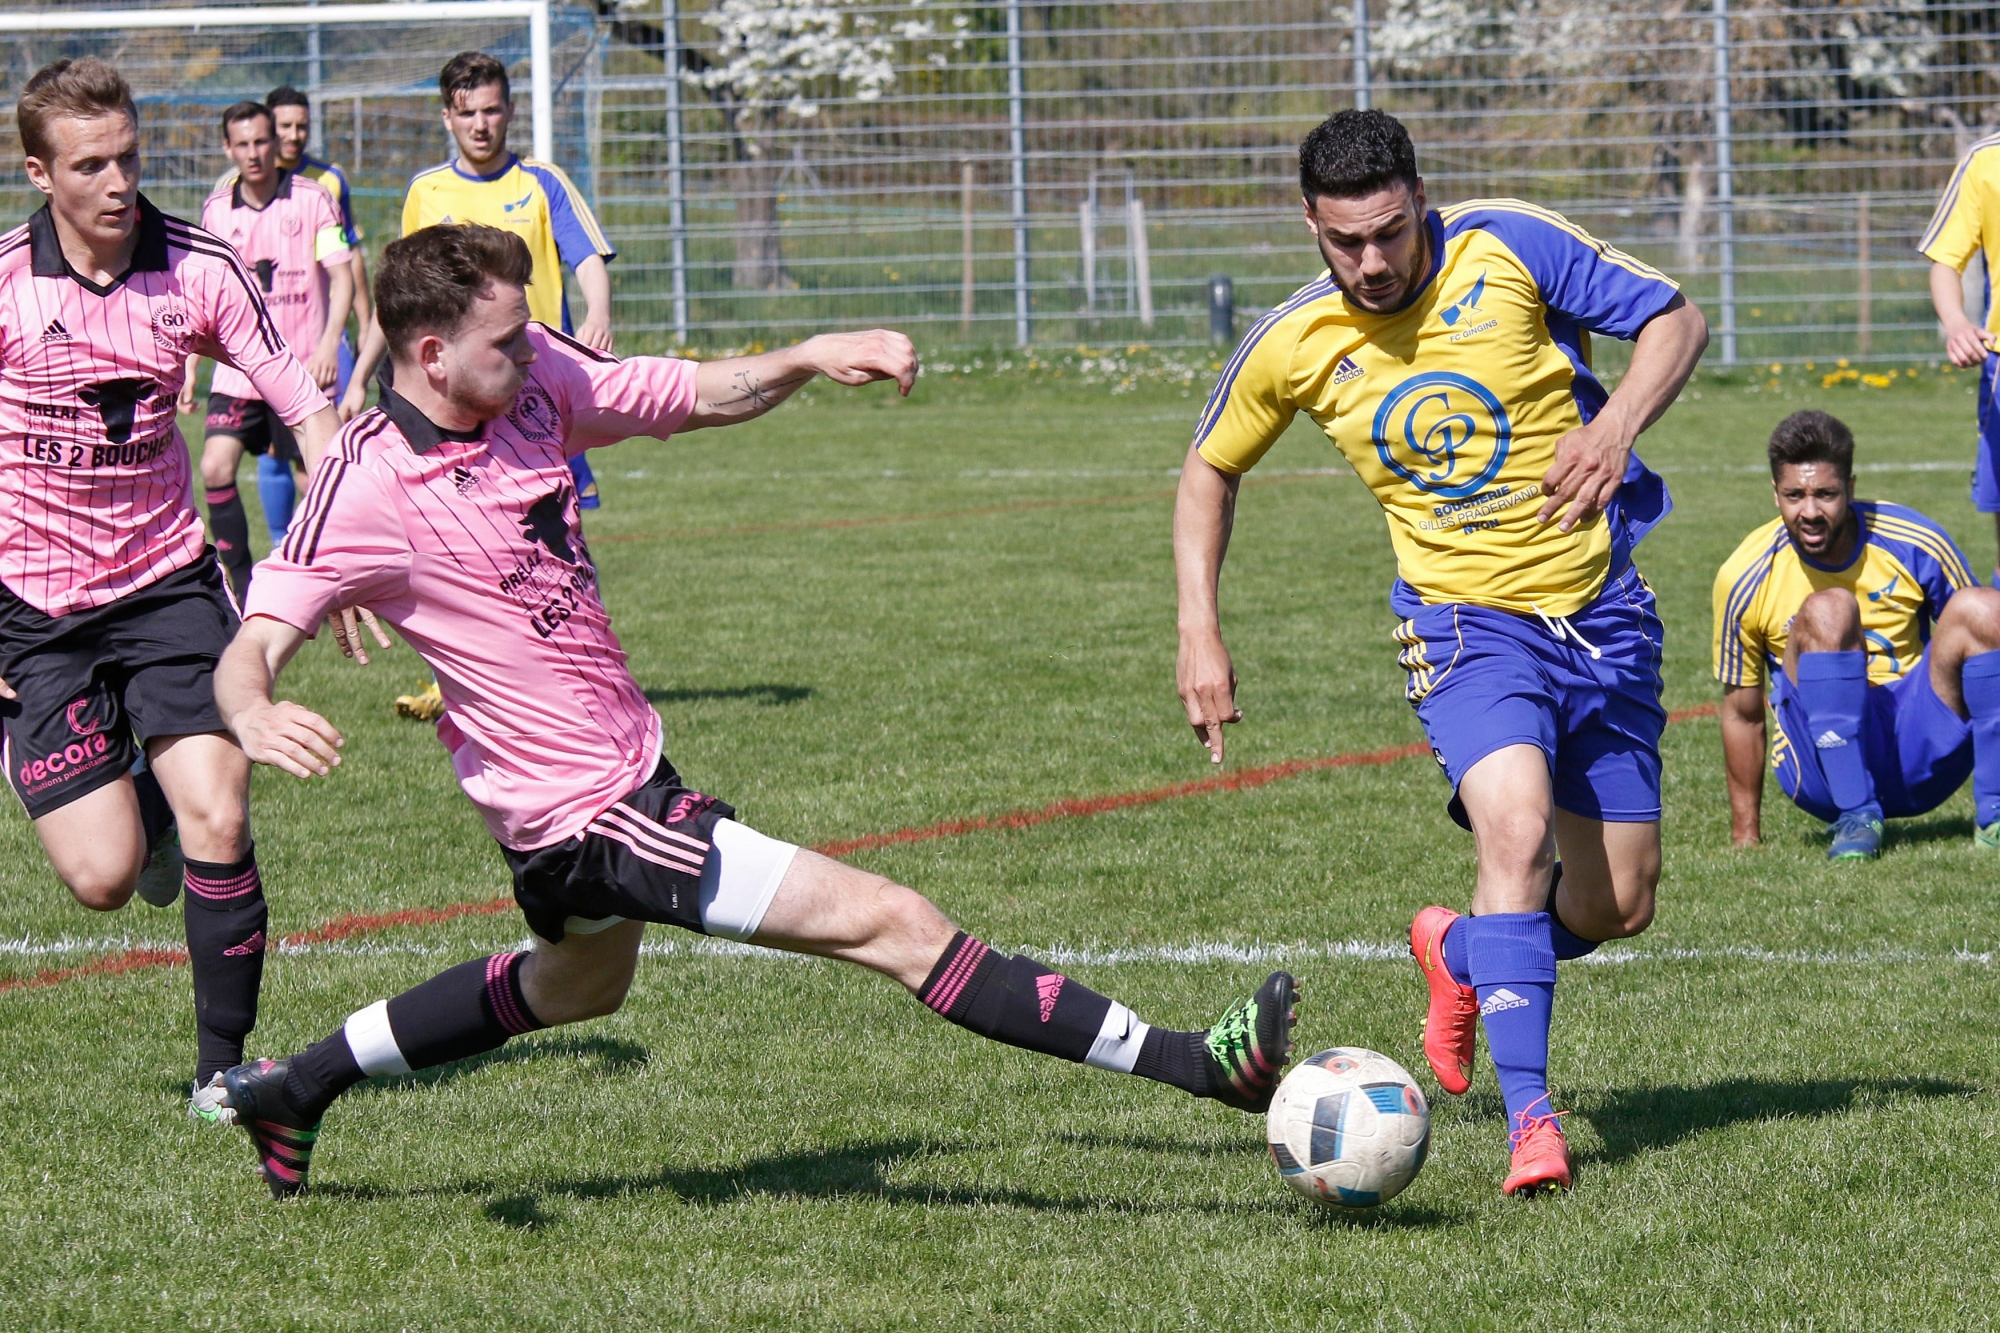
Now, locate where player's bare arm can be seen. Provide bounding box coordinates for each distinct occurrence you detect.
[177,351,201,416]
[1536,294,1708,532]
[1720,683,1767,847]
[307,260,354,391]
[1929,260,1994,368]
[1172,447,1243,764]
[683,330,917,429]
[342,316,387,420]
[573,252,614,352]
[216,615,345,779]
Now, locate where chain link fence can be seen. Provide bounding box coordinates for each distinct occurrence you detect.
[5,0,2000,359]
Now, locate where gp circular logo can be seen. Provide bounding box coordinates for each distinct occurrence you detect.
[150,304,195,353]
[506,386,560,444]
[1370,371,1512,499]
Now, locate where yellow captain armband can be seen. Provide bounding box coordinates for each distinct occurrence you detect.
[315,224,352,265]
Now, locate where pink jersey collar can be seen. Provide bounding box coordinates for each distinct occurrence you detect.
[28,194,170,293]
[229,167,296,211]
[377,383,486,455]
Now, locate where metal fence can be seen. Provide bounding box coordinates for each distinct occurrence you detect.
[6,0,2000,359]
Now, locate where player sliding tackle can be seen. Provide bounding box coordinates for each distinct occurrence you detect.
[207,224,1298,1199]
[1175,111,1708,1195]
[1716,410,2000,859]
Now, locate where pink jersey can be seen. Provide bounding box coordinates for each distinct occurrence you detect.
[0,197,327,615]
[199,170,351,400]
[246,326,699,849]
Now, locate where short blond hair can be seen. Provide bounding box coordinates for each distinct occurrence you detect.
[17,58,136,162]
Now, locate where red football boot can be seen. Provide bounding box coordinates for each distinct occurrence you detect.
[1410,905,1477,1095]
[1502,1101,1573,1197]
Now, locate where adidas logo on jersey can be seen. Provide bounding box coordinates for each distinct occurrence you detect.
[1814,730,1849,749]
[1479,987,1530,1015]
[451,465,478,495]
[39,319,71,343]
[1332,355,1364,385]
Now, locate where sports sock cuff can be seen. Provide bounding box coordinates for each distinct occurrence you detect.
[343,999,411,1076]
[1548,914,1600,960]
[183,848,262,904]
[485,950,546,1035]
[1796,650,1868,682]
[1082,1001,1151,1073]
[1464,912,1557,987]
[205,486,240,505]
[919,932,995,1021]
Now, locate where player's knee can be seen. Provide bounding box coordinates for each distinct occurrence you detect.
[1792,588,1861,648]
[66,863,139,912]
[1944,586,2000,651]
[176,802,249,861]
[199,452,238,491]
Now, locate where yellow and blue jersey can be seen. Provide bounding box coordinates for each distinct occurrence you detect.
[1712,502,1978,691]
[1194,200,1682,617]
[1919,132,2000,332]
[402,153,615,332]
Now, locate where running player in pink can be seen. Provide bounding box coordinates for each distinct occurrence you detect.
[0,59,341,1112]
[185,100,353,601]
[207,223,1301,1198]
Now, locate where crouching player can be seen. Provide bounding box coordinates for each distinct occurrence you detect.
[1716,410,2000,858]
[207,224,1298,1198]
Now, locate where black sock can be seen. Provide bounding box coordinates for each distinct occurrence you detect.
[206,485,252,603]
[182,848,267,1083]
[917,932,1117,1063]
[282,1031,364,1124]
[1543,861,1601,960]
[131,763,173,850]
[281,952,546,1122]
[1131,1027,1214,1096]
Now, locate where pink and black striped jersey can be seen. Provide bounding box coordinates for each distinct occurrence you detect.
[0,197,326,614]
[198,170,351,400]
[245,326,699,850]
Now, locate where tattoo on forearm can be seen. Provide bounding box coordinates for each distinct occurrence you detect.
[702,370,811,415]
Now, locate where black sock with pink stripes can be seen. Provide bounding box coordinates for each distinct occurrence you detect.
[182,849,268,1082]
[916,931,1131,1063]
[280,952,547,1123]
[206,486,253,603]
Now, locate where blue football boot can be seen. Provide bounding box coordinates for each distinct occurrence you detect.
[1828,807,1884,861]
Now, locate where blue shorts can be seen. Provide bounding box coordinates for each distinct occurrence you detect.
[1393,564,1667,826]
[1769,646,1972,822]
[1974,352,2000,513]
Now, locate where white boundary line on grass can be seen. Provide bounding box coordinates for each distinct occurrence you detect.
[2,934,1991,966]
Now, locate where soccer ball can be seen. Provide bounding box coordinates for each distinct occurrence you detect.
[1266,1047,1430,1208]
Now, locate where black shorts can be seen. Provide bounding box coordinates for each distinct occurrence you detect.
[0,556,239,818]
[502,760,737,944]
[205,392,301,465]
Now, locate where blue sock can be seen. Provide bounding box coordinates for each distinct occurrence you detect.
[1463,912,1556,1127]
[1794,651,1880,817]
[1962,651,2000,828]
[257,453,297,547]
[1442,917,1471,987]
[569,454,600,510]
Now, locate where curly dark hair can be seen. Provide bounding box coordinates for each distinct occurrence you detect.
[1299,109,1419,201]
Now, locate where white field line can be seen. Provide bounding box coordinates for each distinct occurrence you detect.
[2,934,1991,967]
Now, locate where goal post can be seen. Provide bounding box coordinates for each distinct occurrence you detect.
[0,2,555,162]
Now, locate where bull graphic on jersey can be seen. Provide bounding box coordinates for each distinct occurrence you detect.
[252,258,277,294]
[78,378,157,445]
[520,487,591,567]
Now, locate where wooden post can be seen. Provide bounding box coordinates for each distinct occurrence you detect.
[1857,192,1872,359]
[960,162,976,333]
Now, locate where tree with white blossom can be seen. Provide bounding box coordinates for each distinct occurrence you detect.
[683,0,937,290]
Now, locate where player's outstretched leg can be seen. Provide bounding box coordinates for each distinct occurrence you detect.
[199,430,253,605]
[213,834,1298,1198]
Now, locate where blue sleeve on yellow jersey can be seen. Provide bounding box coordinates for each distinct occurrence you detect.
[1441,204,1680,340]
[524,163,616,270]
[1860,503,1980,635]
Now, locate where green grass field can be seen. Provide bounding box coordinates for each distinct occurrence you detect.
[2,362,1998,1329]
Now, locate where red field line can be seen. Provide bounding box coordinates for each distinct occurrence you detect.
[0,700,1721,997]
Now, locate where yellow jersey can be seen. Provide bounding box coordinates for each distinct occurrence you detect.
[1195,200,1683,616]
[1919,132,2000,332]
[218,154,363,245]
[401,153,615,332]
[1712,502,1977,691]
